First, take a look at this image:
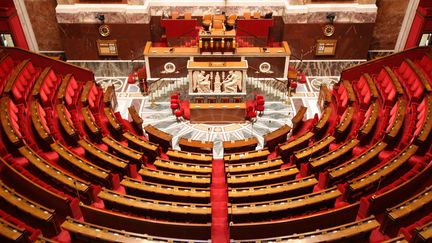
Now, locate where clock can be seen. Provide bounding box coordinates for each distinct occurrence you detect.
[323,24,335,37]
[99,24,111,37]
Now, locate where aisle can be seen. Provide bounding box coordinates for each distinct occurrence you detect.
[210,158,229,242]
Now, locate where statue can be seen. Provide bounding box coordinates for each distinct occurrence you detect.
[222,70,242,93]
[193,70,212,93]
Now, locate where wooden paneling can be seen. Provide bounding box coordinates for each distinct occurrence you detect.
[60,23,150,60]
[283,23,374,59]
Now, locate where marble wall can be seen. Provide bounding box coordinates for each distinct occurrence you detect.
[24,0,63,51]
[370,0,410,50]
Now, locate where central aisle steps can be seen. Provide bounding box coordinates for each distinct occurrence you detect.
[211,158,229,242]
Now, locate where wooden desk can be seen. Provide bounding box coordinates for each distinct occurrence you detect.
[229,175,317,203]
[343,79,356,104]
[121,176,210,204]
[30,100,53,144]
[230,187,341,223]
[98,188,211,223]
[359,101,379,137]
[103,107,122,133]
[178,138,213,153]
[384,66,405,96]
[230,203,360,240]
[0,180,59,236]
[154,158,212,175]
[336,106,355,134]
[0,217,27,242]
[415,94,432,144]
[406,59,432,92]
[31,67,51,97]
[329,140,387,186]
[363,73,380,100]
[123,132,159,161]
[80,204,211,240]
[0,157,73,217]
[382,185,432,235]
[189,103,246,124]
[3,59,29,94]
[413,221,432,242]
[347,144,417,199]
[224,149,270,164]
[166,149,212,164]
[386,99,407,140]
[55,104,77,141]
[314,106,333,132]
[278,131,314,159]
[0,97,22,146]
[80,81,94,106]
[57,74,72,101]
[256,216,379,243]
[18,145,92,202]
[128,105,143,131]
[78,138,129,175]
[228,166,298,187]
[103,85,115,106]
[51,142,112,188]
[139,167,211,188]
[293,135,335,162]
[81,106,101,139]
[144,125,172,151]
[368,162,432,216]
[223,137,258,153]
[309,138,359,172]
[226,157,283,174]
[292,106,307,127]
[102,136,143,163]
[263,124,291,151]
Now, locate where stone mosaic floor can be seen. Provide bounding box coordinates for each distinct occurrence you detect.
[96,76,339,149]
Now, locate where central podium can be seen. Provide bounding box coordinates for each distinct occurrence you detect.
[187,60,248,124]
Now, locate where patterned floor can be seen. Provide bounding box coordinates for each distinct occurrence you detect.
[96,76,339,149]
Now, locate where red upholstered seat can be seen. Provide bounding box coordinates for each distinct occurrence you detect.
[170,103,179,110]
[256,105,264,112]
[175,108,183,118]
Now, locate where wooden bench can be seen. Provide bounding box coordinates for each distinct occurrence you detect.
[139,167,211,188]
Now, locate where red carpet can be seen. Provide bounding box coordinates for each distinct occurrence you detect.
[211,159,229,243]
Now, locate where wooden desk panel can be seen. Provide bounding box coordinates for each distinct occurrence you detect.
[121,177,210,204]
[314,106,333,132]
[102,135,143,163]
[98,188,211,223]
[30,100,52,144]
[263,124,291,151]
[309,138,359,172]
[278,131,314,158]
[228,166,298,187]
[359,101,379,137]
[103,107,122,133]
[139,167,211,188]
[224,149,270,164]
[154,158,212,175]
[0,97,22,146]
[51,142,112,188]
[80,204,211,240]
[230,187,341,223]
[230,203,360,240]
[166,149,212,164]
[18,145,92,201]
[0,217,28,242]
[55,104,77,141]
[229,175,317,203]
[226,157,283,174]
[223,137,258,153]
[144,125,172,151]
[123,132,159,161]
[190,103,246,124]
[178,138,213,153]
[328,140,387,185]
[293,135,335,162]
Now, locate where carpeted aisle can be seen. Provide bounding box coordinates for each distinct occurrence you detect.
[211,159,229,242]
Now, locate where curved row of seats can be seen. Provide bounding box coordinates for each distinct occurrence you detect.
[0,46,431,243]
